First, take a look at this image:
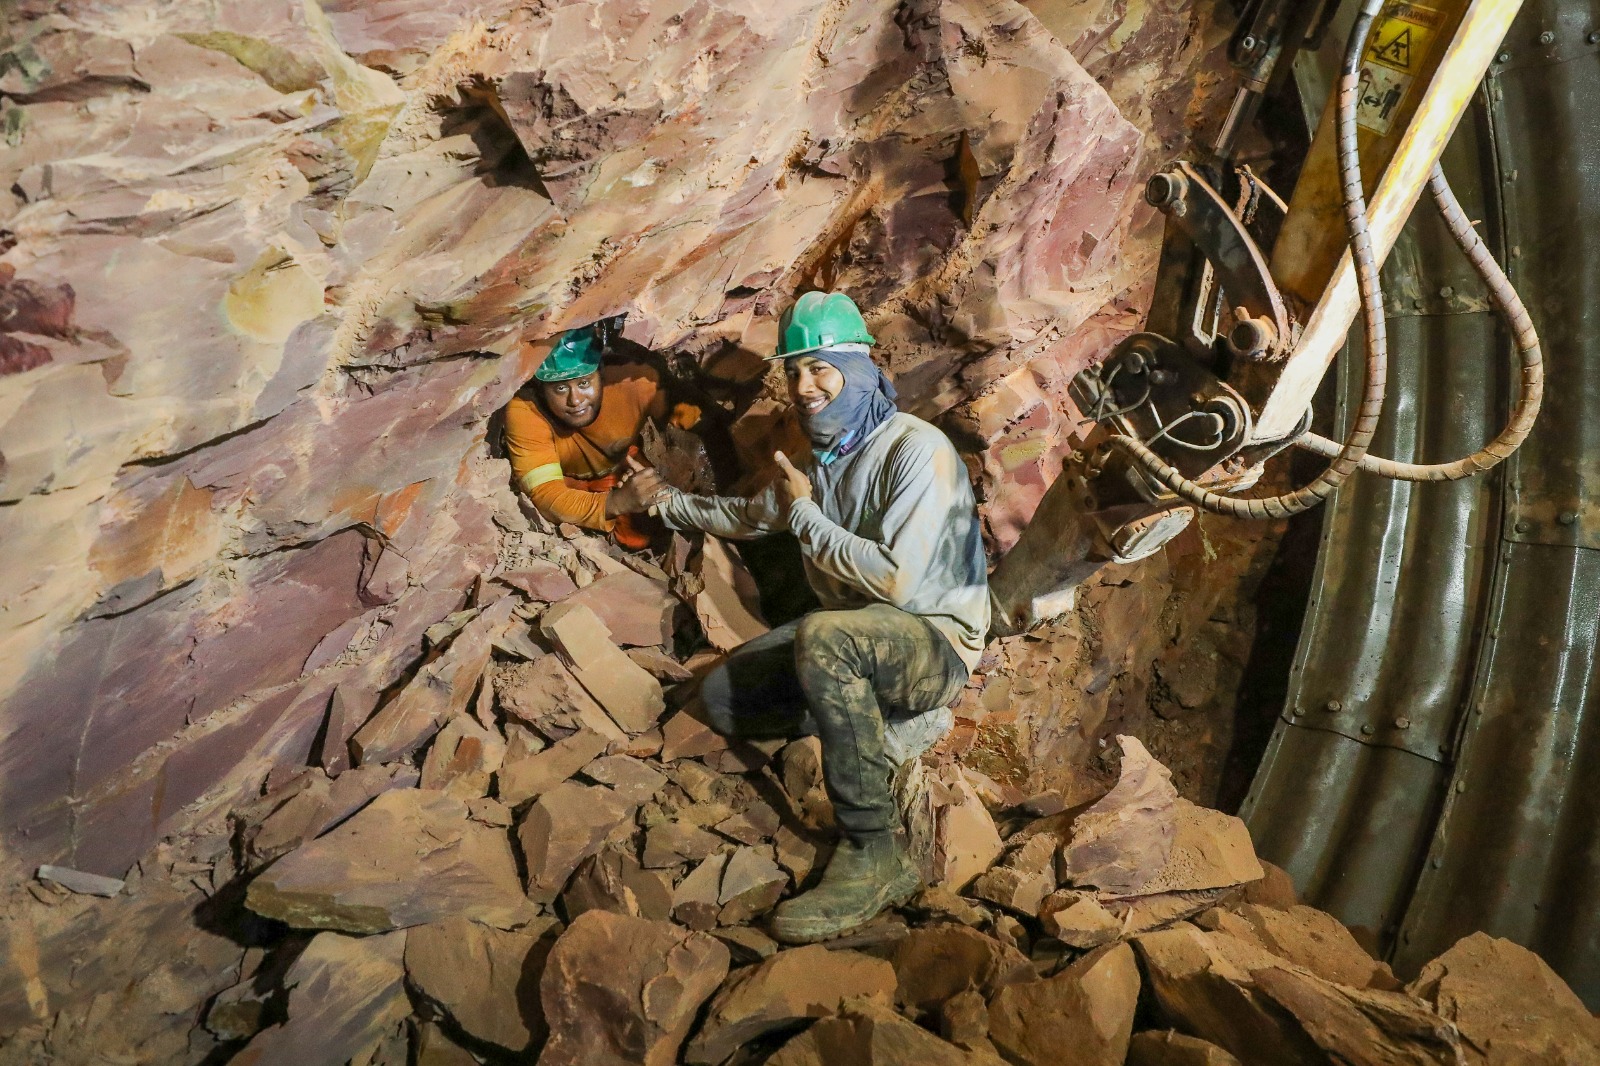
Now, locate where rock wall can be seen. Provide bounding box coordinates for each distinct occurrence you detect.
[0,0,1246,880]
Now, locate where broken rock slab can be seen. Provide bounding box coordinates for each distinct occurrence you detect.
[1197,904,1398,990]
[538,911,729,1066]
[540,601,665,734]
[582,753,669,804]
[627,647,695,682]
[1059,734,1178,894]
[940,987,1003,1060]
[643,819,725,868]
[564,569,679,647]
[1238,859,1298,910]
[498,727,610,807]
[714,925,781,965]
[717,845,788,925]
[693,537,769,652]
[518,779,637,903]
[968,833,1056,916]
[231,931,408,1066]
[714,799,781,846]
[685,945,898,1065]
[35,864,123,897]
[672,852,729,931]
[419,713,506,799]
[987,942,1141,1066]
[1127,1030,1243,1066]
[1100,888,1232,942]
[891,921,1035,1018]
[414,1020,483,1066]
[932,765,1004,891]
[659,708,730,762]
[405,916,559,1054]
[563,843,676,922]
[1135,924,1462,1066]
[1131,800,1264,896]
[766,996,982,1066]
[1039,890,1123,949]
[350,597,516,765]
[497,561,579,602]
[1406,931,1600,1064]
[246,789,531,933]
[498,655,627,745]
[245,762,420,866]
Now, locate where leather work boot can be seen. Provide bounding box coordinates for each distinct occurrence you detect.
[769,832,922,943]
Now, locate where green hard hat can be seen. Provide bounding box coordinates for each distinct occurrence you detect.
[534,326,603,382]
[771,291,876,359]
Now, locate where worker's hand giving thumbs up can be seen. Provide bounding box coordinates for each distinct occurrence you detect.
[772,451,812,513]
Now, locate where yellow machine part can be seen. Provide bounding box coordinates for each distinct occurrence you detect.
[1254,0,1523,441]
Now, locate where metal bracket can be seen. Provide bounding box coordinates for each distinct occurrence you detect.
[1146,161,1295,361]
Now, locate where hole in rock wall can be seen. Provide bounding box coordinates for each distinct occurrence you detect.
[444,80,548,196]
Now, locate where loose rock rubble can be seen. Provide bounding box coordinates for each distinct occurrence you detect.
[91,547,1585,1066]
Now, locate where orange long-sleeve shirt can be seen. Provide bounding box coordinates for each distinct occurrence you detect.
[504,363,666,531]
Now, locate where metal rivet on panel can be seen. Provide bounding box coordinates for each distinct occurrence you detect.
[1590,31,1600,44]
[1498,50,1512,62]
[1455,781,1467,793]
[1326,699,1343,713]
[1361,724,1375,736]
[1558,511,1578,525]
[1438,286,1454,298]
[1514,519,1531,532]
[1395,717,1411,729]
[1539,30,1555,44]
[1430,858,1441,869]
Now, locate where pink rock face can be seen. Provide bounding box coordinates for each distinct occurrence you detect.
[0,0,1234,882]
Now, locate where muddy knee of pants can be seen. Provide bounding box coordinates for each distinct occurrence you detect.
[792,611,900,837]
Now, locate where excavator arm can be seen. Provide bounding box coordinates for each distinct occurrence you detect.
[990,0,1538,635]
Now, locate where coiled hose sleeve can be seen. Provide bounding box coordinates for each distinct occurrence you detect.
[1292,163,1543,480]
[1106,3,1390,520]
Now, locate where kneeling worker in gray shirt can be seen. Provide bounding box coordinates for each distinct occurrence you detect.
[612,291,989,942]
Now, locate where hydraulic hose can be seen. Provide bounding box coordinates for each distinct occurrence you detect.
[1292,163,1543,480]
[1107,0,1390,520]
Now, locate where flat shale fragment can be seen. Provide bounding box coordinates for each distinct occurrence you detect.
[246,790,530,933]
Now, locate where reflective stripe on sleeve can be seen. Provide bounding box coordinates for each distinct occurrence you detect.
[519,462,565,493]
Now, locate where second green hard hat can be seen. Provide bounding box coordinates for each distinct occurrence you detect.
[534,326,604,382]
[771,291,876,359]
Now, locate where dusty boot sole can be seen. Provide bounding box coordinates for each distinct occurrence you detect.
[768,864,923,944]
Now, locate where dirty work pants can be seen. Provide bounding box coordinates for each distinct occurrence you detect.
[699,603,969,837]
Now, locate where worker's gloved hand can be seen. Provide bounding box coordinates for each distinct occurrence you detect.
[668,402,702,431]
[607,456,671,517]
[772,450,813,514]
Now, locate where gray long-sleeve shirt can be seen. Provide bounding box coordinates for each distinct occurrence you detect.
[658,413,989,672]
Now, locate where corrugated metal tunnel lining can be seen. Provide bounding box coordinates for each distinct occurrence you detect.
[1242,0,1600,1005]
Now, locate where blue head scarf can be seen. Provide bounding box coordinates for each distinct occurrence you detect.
[796,344,899,464]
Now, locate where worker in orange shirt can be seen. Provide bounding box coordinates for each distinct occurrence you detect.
[504,325,694,549]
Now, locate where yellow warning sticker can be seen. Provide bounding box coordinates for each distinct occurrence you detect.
[1357,2,1444,134]
[1366,3,1445,74]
